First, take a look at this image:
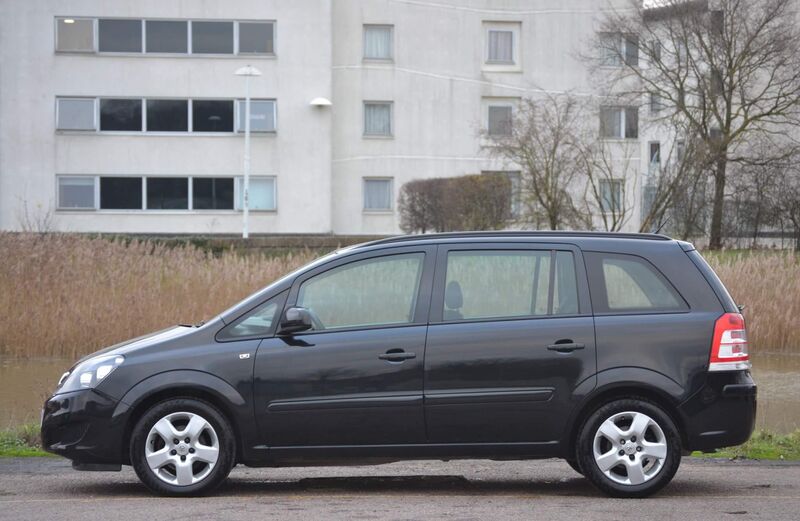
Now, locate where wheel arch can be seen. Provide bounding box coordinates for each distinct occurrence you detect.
[113,370,251,465]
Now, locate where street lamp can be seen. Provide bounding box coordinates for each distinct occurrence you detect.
[234,65,262,239]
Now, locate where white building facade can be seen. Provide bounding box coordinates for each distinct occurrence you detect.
[0,0,657,235]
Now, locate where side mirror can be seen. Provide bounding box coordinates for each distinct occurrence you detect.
[278,307,313,335]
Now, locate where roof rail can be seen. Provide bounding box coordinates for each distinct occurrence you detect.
[356,231,672,248]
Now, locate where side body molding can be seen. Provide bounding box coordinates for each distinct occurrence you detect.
[112,370,257,462]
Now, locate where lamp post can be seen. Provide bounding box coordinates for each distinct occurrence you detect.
[234,65,262,239]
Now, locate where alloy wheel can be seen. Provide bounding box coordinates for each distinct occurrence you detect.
[144,411,220,486]
[592,411,668,486]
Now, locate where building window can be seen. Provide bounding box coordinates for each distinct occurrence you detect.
[56,18,94,52]
[99,99,142,131]
[363,25,393,60]
[488,105,513,136]
[483,22,520,68]
[364,102,393,137]
[599,106,638,139]
[676,140,686,162]
[100,177,143,209]
[193,100,234,132]
[192,21,234,54]
[193,178,234,210]
[483,171,521,217]
[56,98,96,130]
[649,142,661,173]
[146,177,189,209]
[238,22,275,54]
[98,19,142,53]
[237,177,277,211]
[57,177,96,209]
[145,20,188,53]
[236,100,276,132]
[363,178,393,211]
[599,179,623,213]
[650,92,664,115]
[599,32,639,67]
[146,99,188,132]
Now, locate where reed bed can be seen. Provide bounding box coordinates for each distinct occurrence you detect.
[0,233,314,359]
[0,233,797,358]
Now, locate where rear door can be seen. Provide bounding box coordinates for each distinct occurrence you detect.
[423,242,596,444]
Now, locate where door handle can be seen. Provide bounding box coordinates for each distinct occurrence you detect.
[379,349,416,362]
[546,342,585,353]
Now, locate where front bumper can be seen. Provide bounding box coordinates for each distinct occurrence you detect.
[679,370,757,452]
[41,388,125,467]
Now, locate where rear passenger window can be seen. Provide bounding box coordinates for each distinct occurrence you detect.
[586,252,687,313]
[443,250,579,321]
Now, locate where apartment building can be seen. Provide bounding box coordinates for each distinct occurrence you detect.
[0,0,657,235]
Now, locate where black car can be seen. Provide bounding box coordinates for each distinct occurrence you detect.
[42,232,756,498]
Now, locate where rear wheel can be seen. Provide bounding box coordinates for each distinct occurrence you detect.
[576,398,681,498]
[130,398,236,496]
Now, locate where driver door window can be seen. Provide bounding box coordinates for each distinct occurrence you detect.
[296,253,425,331]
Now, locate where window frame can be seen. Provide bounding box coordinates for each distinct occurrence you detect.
[429,243,592,324]
[584,251,689,316]
[599,179,623,214]
[483,21,522,71]
[362,24,394,61]
[486,103,514,137]
[599,106,638,140]
[55,17,96,53]
[235,99,277,133]
[56,175,98,210]
[234,176,278,212]
[362,177,394,213]
[56,97,98,131]
[283,246,438,336]
[363,100,394,138]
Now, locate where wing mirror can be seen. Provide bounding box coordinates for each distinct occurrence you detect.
[278,307,313,335]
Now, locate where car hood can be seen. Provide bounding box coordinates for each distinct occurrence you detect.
[74,325,197,365]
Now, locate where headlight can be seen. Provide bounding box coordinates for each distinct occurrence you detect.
[57,354,125,394]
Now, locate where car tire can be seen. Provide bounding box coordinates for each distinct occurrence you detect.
[565,458,583,475]
[576,398,681,498]
[130,397,236,496]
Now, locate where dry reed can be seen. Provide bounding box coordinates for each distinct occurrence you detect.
[0,233,314,359]
[0,233,797,358]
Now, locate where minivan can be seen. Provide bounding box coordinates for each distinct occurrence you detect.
[41,232,756,498]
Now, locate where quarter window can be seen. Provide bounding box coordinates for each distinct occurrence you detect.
[586,252,687,313]
[56,18,94,52]
[57,98,96,130]
[99,99,142,131]
[443,250,578,321]
[145,20,188,53]
[98,19,142,52]
[221,295,284,339]
[192,21,234,54]
[297,253,425,330]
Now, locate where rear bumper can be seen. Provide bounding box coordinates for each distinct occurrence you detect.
[679,370,757,452]
[40,389,125,467]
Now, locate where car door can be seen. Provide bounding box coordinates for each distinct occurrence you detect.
[423,242,596,444]
[253,246,435,447]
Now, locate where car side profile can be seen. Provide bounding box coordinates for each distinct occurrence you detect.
[41,232,756,498]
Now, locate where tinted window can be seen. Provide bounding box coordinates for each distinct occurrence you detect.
[239,22,274,54]
[443,250,578,321]
[100,177,142,209]
[98,19,141,52]
[146,99,188,132]
[193,178,234,210]
[192,21,233,54]
[100,99,142,131]
[297,253,424,330]
[586,252,686,313]
[193,100,233,132]
[145,20,187,53]
[147,178,188,209]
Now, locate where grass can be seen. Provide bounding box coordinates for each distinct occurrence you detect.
[0,424,51,457]
[0,233,798,358]
[692,430,800,461]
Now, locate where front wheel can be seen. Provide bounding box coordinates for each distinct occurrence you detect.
[130,398,236,496]
[576,399,682,498]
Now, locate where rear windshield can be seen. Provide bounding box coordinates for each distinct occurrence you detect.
[585,252,688,314]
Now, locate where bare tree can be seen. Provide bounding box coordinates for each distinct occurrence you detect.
[579,137,639,231]
[483,94,586,230]
[596,0,800,248]
[775,163,800,250]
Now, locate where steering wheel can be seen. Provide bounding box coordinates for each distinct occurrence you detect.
[305,307,326,331]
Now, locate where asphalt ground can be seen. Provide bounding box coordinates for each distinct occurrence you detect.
[0,457,798,520]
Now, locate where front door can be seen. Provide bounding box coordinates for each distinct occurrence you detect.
[254,246,435,447]
[423,243,596,444]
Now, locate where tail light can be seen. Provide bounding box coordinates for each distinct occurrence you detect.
[709,313,751,372]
